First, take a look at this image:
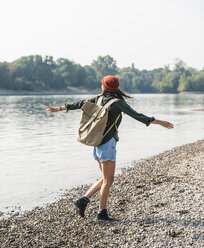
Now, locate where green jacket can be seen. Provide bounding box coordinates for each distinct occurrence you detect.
[65,92,155,145]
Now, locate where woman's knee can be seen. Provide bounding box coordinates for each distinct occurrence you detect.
[103,176,114,187]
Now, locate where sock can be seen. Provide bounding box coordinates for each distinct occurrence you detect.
[83,196,90,202]
[98,209,107,214]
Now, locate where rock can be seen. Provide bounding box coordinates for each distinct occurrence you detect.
[0,140,203,247]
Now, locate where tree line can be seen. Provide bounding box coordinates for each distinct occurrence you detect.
[0,55,203,93]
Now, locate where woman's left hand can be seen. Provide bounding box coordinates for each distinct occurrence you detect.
[151,119,174,129]
[159,120,174,129]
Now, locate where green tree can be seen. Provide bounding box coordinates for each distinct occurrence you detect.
[153,65,181,93]
[13,55,56,90]
[84,65,98,88]
[0,55,203,93]
[91,55,118,82]
[74,64,87,87]
[139,70,155,93]
[191,72,204,91]
[177,73,192,92]
[53,58,76,88]
[0,63,12,89]
[117,72,135,92]
[174,58,186,74]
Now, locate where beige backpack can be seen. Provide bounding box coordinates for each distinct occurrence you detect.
[77,96,120,146]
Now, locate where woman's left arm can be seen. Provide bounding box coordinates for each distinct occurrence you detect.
[115,100,174,129]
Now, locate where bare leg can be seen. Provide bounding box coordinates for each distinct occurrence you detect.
[99,160,115,210]
[85,161,103,199]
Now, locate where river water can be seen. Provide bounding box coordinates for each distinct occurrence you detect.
[0,93,203,217]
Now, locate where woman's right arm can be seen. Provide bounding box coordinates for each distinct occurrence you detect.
[45,100,85,114]
[45,96,97,114]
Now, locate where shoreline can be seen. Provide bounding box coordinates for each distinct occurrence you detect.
[0,90,99,96]
[0,140,203,247]
[0,90,203,96]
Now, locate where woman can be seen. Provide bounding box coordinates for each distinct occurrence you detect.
[46,75,174,221]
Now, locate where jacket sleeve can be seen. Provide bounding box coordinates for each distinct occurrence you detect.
[65,96,96,110]
[115,100,155,126]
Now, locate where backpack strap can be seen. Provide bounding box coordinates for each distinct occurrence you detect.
[97,96,118,109]
[103,114,121,138]
[102,98,118,110]
[99,98,121,138]
[97,96,103,106]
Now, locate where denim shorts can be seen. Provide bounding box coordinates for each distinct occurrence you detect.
[93,137,117,162]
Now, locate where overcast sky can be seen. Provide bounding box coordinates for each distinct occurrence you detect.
[1,0,204,70]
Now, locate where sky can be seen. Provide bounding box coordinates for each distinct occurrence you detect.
[0,0,204,70]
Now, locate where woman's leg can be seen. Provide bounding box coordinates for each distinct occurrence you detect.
[85,161,103,199]
[99,160,116,210]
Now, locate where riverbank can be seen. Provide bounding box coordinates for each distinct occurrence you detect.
[0,87,100,96]
[1,89,203,96]
[0,140,203,247]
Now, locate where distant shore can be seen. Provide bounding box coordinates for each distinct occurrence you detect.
[0,87,100,96]
[0,140,203,247]
[0,89,203,96]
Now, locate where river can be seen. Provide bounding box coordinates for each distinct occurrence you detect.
[0,93,203,217]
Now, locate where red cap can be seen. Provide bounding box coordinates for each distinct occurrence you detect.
[102,76,119,93]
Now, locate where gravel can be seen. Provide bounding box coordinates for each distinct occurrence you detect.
[0,140,203,248]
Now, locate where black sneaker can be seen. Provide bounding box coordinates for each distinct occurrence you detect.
[75,197,90,217]
[97,209,114,221]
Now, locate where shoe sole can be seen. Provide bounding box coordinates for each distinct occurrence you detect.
[97,217,115,222]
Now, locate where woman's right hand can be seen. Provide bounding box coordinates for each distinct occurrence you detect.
[45,106,60,113]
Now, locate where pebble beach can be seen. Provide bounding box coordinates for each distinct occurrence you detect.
[0,140,203,248]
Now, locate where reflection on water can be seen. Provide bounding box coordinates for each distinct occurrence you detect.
[0,93,203,216]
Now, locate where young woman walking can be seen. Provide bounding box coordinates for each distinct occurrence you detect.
[46,75,174,221]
